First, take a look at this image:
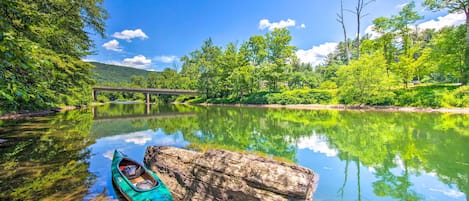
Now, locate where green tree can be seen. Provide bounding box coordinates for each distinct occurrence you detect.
[180,51,202,90]
[245,35,268,66]
[429,25,466,83]
[228,43,255,98]
[219,43,238,96]
[130,75,146,87]
[198,38,222,98]
[263,28,296,91]
[394,1,422,54]
[337,53,396,105]
[0,0,107,113]
[424,0,469,84]
[372,17,397,76]
[146,72,160,88]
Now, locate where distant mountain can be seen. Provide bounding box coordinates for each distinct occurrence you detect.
[90,62,150,84]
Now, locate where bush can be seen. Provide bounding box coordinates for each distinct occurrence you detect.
[207,97,239,104]
[266,89,335,105]
[444,86,469,107]
[364,91,395,106]
[394,85,460,108]
[240,92,270,104]
[319,81,337,89]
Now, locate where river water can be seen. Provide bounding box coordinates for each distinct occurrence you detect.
[0,103,468,201]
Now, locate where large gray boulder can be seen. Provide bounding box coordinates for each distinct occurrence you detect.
[144,146,319,201]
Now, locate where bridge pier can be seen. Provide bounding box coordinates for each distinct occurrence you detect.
[92,90,97,101]
[146,102,150,114]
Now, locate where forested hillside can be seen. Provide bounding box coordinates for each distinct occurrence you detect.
[90,62,150,84]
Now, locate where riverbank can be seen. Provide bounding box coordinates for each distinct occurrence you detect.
[0,106,79,120]
[0,101,140,120]
[196,103,469,114]
[2,102,468,120]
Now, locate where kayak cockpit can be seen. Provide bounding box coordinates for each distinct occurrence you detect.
[119,158,158,191]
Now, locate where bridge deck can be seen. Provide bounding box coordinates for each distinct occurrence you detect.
[93,86,198,95]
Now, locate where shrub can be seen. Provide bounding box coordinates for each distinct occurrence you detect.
[393,85,461,108]
[319,81,338,89]
[240,92,270,104]
[266,89,335,105]
[444,86,469,107]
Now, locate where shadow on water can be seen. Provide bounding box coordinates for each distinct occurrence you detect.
[0,109,95,201]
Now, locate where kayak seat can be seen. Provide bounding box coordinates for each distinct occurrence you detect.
[122,165,144,180]
[135,180,155,190]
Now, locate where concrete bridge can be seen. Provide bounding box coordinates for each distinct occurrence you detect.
[92,86,198,104]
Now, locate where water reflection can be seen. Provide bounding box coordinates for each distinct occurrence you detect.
[0,110,94,200]
[0,104,468,201]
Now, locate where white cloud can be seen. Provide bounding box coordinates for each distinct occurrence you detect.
[154,55,179,63]
[429,188,465,199]
[112,29,149,41]
[418,13,465,31]
[296,42,338,66]
[102,131,152,145]
[259,18,296,31]
[297,134,338,157]
[300,24,306,29]
[103,150,114,160]
[124,132,152,145]
[102,39,123,52]
[395,2,409,9]
[120,55,152,69]
[81,58,95,62]
[364,13,464,40]
[365,25,382,40]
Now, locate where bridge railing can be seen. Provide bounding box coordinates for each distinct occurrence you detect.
[92,86,198,103]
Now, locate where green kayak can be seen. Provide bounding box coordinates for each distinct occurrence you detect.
[111,150,173,201]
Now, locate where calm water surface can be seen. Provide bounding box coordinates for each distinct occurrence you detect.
[0,103,468,201]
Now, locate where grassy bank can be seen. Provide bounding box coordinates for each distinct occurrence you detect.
[177,84,469,108]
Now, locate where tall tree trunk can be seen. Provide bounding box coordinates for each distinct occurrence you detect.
[356,4,361,59]
[356,160,361,201]
[354,0,373,59]
[338,0,350,63]
[338,154,350,200]
[464,11,469,85]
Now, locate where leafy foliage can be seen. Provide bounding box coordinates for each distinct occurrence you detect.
[0,0,107,113]
[337,54,396,105]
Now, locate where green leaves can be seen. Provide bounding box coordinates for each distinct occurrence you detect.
[0,0,107,112]
[337,53,396,105]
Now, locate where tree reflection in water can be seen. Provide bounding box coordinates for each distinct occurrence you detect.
[0,110,94,201]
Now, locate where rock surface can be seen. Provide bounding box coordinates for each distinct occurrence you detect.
[144,146,318,201]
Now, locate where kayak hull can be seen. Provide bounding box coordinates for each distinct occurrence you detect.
[111,150,173,201]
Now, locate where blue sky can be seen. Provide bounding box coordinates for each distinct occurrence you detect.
[85,0,465,71]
